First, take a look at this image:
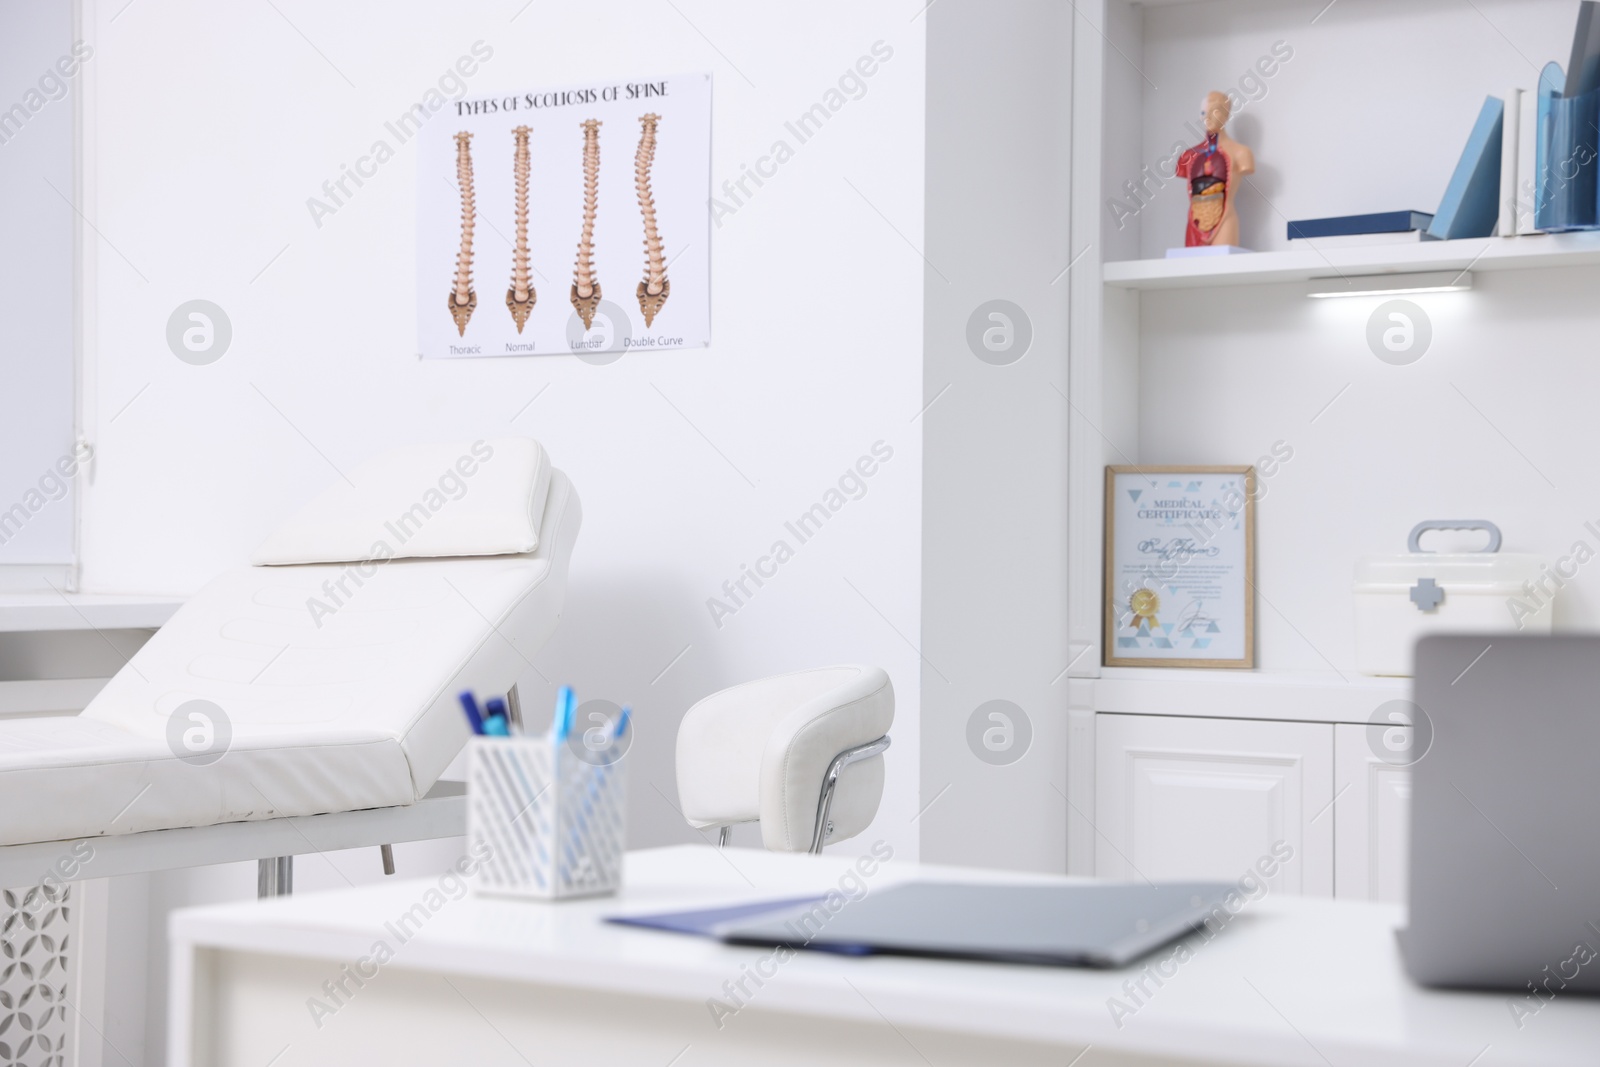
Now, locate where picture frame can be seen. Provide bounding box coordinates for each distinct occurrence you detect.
[1103,465,1256,669]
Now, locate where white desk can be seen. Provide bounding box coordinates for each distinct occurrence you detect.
[169,845,1599,1067]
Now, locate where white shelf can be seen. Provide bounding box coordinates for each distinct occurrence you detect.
[1091,667,1408,725]
[1102,232,1600,290]
[0,592,183,632]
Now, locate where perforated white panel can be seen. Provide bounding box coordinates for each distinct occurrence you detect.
[0,883,73,1067]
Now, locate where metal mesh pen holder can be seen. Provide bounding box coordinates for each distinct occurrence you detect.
[467,735,627,900]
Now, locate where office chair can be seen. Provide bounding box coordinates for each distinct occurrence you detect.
[674,665,893,852]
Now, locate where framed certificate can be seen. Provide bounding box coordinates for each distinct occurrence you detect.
[1103,466,1256,669]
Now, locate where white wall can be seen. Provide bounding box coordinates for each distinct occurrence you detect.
[920,0,1074,872]
[77,1,926,1061]
[1116,0,1600,673]
[1121,0,1577,259]
[1141,266,1600,671]
[81,0,927,851]
[0,0,78,567]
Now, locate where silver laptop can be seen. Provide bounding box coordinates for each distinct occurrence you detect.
[1401,634,1600,993]
[718,881,1237,968]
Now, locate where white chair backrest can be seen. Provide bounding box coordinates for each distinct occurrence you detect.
[676,665,893,851]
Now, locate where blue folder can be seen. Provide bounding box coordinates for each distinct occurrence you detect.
[606,896,826,938]
[606,895,879,956]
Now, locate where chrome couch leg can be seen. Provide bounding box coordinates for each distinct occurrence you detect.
[257,855,293,898]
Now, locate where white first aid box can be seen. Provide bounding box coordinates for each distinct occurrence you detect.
[1353,521,1550,677]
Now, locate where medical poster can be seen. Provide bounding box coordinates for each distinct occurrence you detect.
[417,73,711,359]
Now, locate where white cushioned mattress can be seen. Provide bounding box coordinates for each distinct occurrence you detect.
[0,470,578,848]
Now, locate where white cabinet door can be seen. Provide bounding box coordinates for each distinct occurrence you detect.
[1094,714,1334,896]
[1332,723,1412,903]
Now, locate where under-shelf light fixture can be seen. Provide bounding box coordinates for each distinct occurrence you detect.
[1305,271,1473,299]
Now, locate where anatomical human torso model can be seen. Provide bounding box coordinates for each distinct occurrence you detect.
[1175,91,1255,248]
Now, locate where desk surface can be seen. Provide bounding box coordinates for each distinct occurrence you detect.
[0,591,182,632]
[170,845,1598,1067]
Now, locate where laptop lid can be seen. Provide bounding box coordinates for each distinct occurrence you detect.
[1405,635,1600,993]
[717,880,1237,968]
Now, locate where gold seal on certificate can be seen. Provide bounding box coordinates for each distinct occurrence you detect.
[1129,588,1160,629]
[1103,466,1256,669]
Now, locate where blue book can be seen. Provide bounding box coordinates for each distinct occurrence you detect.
[1566,1,1600,97]
[1535,61,1600,231]
[1428,96,1505,240]
[1286,211,1434,241]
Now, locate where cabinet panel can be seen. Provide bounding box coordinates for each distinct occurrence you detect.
[1333,723,1412,903]
[1094,714,1333,896]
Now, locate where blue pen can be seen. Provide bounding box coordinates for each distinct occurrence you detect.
[484,696,511,736]
[613,706,631,740]
[549,687,566,740]
[554,686,575,743]
[458,691,486,735]
[547,688,560,740]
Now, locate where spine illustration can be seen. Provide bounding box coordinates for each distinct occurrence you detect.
[448,131,477,336]
[506,125,536,332]
[570,119,603,330]
[634,113,669,327]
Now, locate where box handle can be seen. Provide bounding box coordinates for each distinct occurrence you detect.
[1407,520,1501,554]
